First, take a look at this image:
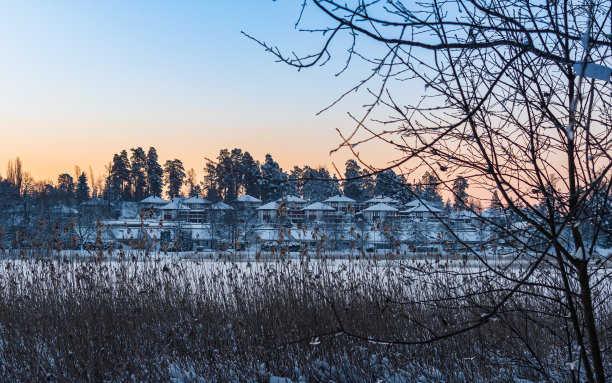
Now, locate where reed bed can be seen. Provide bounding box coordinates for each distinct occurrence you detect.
[0,254,608,382]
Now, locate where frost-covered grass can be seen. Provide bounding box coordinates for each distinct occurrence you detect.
[0,254,608,382]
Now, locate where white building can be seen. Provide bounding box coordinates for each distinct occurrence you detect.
[159,201,190,221]
[235,194,263,209]
[363,203,398,222]
[365,196,401,207]
[257,201,279,222]
[302,202,335,221]
[324,195,356,212]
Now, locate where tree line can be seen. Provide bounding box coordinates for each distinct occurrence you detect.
[100,147,475,208]
[1,149,479,209]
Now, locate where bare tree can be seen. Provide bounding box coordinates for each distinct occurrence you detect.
[253,1,612,381]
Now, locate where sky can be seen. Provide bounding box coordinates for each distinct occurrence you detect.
[0,1,415,183]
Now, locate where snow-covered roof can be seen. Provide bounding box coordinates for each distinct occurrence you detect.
[159,201,191,210]
[404,199,437,208]
[277,195,307,204]
[210,202,234,210]
[449,210,478,219]
[302,202,335,211]
[51,205,78,214]
[363,203,399,212]
[511,221,531,231]
[257,201,279,210]
[235,194,262,203]
[290,228,321,241]
[80,198,106,206]
[479,209,506,218]
[110,228,141,240]
[401,205,441,214]
[140,196,167,204]
[324,195,356,203]
[183,196,211,205]
[254,229,285,242]
[366,196,399,205]
[119,202,140,219]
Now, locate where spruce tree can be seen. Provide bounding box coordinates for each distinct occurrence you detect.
[342,159,364,201]
[110,150,131,200]
[451,176,469,210]
[164,159,186,199]
[240,151,261,198]
[130,147,148,201]
[186,168,201,198]
[57,173,75,200]
[75,172,90,203]
[374,169,403,199]
[146,147,164,197]
[420,171,443,206]
[203,162,221,202]
[490,190,504,210]
[260,154,287,201]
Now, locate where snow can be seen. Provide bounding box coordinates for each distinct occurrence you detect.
[401,205,441,214]
[140,196,167,204]
[80,197,106,206]
[210,202,234,210]
[183,196,211,205]
[574,61,612,82]
[235,194,262,203]
[191,228,213,241]
[254,228,286,242]
[270,378,294,383]
[363,203,399,212]
[50,205,78,214]
[160,201,191,210]
[404,199,435,208]
[302,202,335,211]
[366,196,399,205]
[110,227,141,240]
[324,195,356,203]
[277,195,307,204]
[257,202,279,211]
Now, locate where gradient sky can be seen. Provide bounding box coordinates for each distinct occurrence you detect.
[0,1,414,182]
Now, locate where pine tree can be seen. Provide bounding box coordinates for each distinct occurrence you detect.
[286,166,302,197]
[260,154,287,201]
[490,190,504,210]
[397,174,413,203]
[452,176,469,210]
[330,174,341,197]
[359,169,375,198]
[203,162,221,202]
[229,148,244,199]
[130,147,148,201]
[75,172,90,203]
[240,151,261,198]
[164,159,186,199]
[215,149,235,201]
[57,173,75,200]
[374,169,404,199]
[146,147,164,197]
[342,160,364,201]
[186,168,202,198]
[420,171,443,206]
[110,150,131,200]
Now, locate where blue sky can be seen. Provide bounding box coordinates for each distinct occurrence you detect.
[0,1,408,180]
